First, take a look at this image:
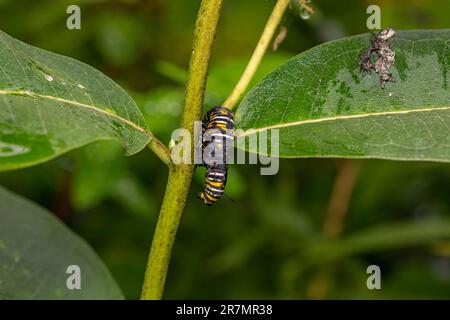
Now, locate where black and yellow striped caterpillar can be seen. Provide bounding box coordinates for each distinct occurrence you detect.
[198,106,235,206]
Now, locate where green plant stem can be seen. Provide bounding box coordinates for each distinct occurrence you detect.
[223,0,290,110]
[148,138,171,166]
[140,0,223,300]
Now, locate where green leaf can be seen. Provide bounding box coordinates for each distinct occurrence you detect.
[236,30,450,162]
[0,186,124,299]
[71,141,125,211]
[305,219,450,266]
[0,30,151,172]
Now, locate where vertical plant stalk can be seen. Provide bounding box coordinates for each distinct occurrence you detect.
[323,160,361,239]
[140,0,223,300]
[222,0,290,110]
[306,160,361,299]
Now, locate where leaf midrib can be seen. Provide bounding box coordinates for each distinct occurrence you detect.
[0,89,150,135]
[236,105,450,137]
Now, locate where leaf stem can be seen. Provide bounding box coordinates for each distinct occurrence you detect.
[140,0,223,300]
[147,138,171,166]
[222,0,290,110]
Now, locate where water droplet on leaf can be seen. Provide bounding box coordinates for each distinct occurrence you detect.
[0,141,30,157]
[299,7,311,20]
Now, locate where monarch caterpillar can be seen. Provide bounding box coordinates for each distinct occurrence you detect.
[198,164,228,205]
[198,106,235,206]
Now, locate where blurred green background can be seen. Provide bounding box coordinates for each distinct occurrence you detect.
[1,0,450,299]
